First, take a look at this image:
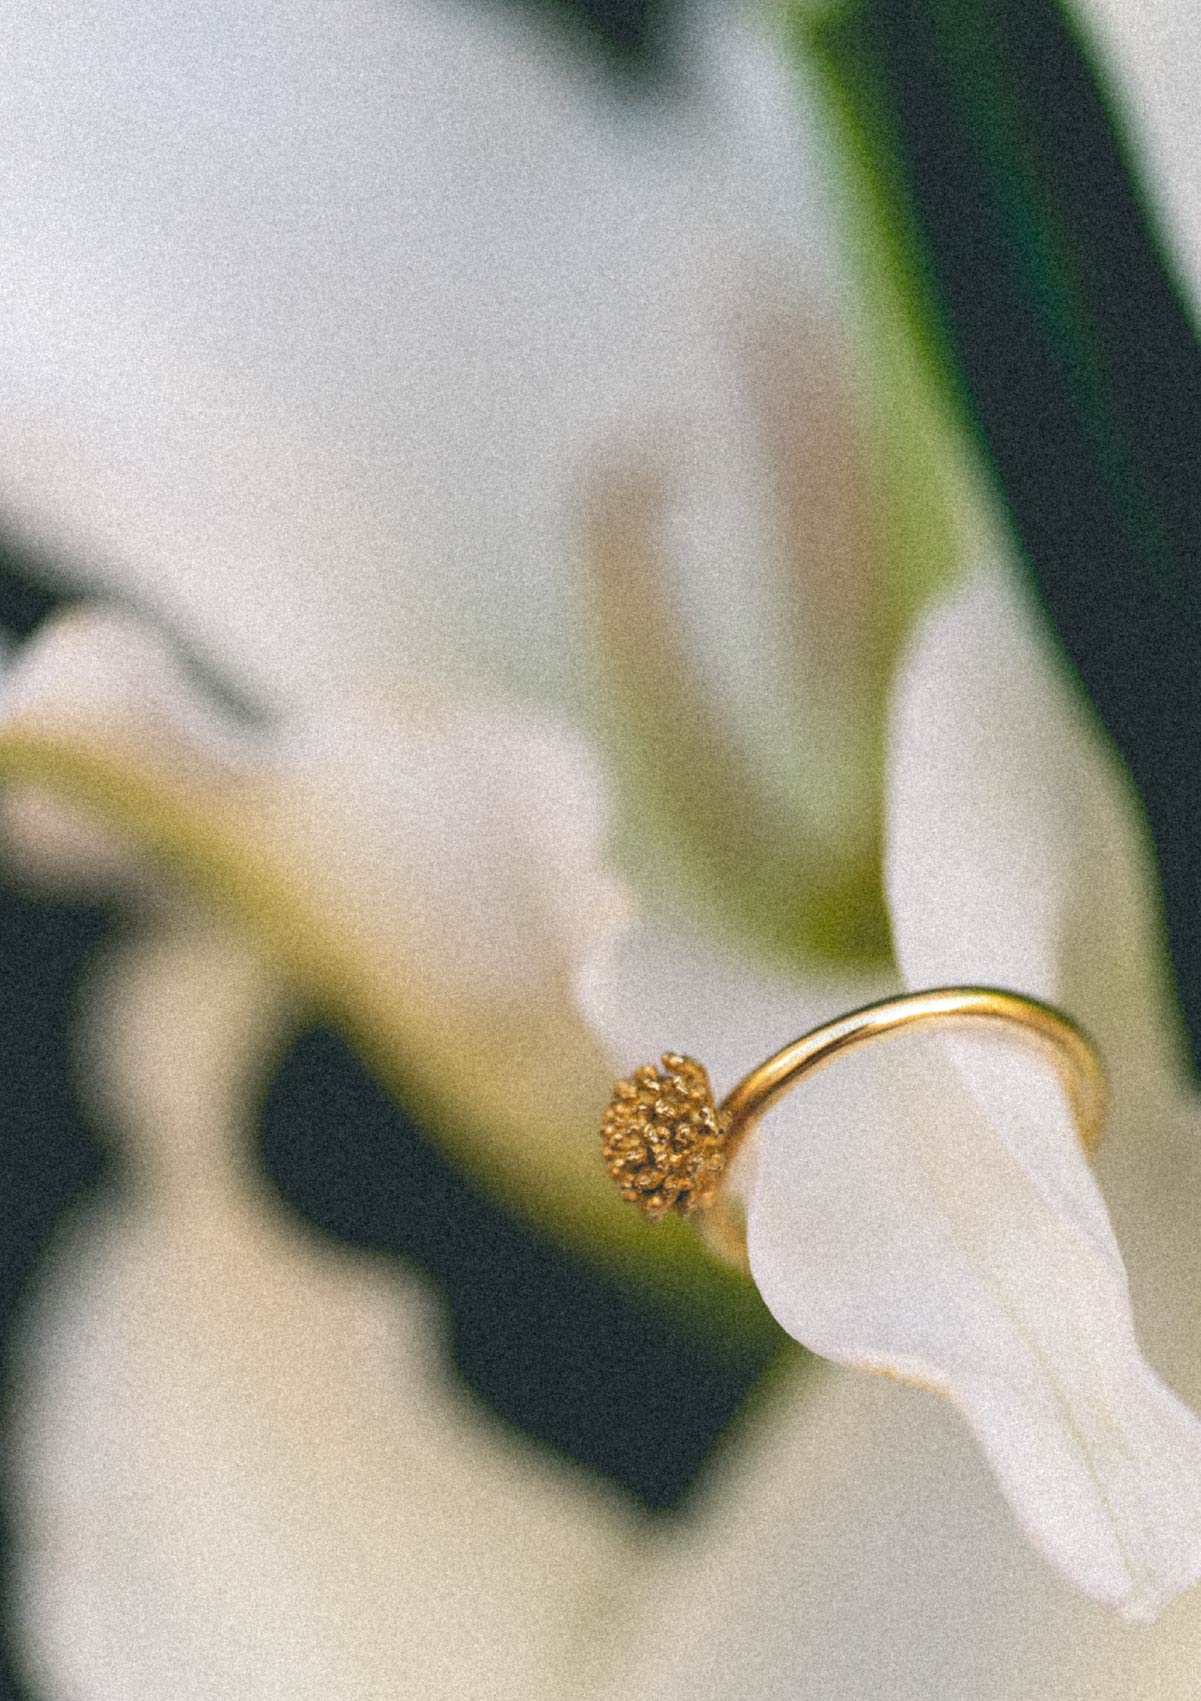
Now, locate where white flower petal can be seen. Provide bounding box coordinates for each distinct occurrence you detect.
[748,1024,1201,1617]
[0,0,899,980]
[0,605,637,1240]
[593,1213,1201,1701]
[886,562,1180,1096]
[885,565,1136,1267]
[0,604,250,894]
[827,560,1201,1614]
[0,0,832,720]
[586,1357,1092,1701]
[885,562,1199,1332]
[883,565,1201,1343]
[609,566,1201,1683]
[13,924,635,1699]
[582,308,893,961]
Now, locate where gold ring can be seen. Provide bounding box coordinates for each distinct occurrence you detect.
[600,986,1107,1271]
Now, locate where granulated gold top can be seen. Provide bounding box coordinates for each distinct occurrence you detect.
[600,1053,728,1222]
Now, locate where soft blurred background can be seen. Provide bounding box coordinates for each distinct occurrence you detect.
[0,6,801,1691]
[2,0,1201,1695]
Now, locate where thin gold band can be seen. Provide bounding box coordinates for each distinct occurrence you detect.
[696,985,1107,1270]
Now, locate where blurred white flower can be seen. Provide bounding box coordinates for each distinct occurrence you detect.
[0,0,883,765]
[7,559,1200,1696]
[4,0,1196,1694]
[0,1,906,1692]
[13,920,637,1701]
[0,0,916,1255]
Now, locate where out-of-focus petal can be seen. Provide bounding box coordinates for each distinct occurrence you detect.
[582,310,894,965]
[0,0,913,988]
[0,604,250,895]
[0,606,649,1261]
[588,1359,1071,1701]
[0,0,834,722]
[12,924,636,1700]
[1073,0,1201,309]
[733,558,1201,1616]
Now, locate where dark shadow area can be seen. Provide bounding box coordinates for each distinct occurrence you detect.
[0,885,113,1701]
[0,538,77,643]
[260,1023,774,1511]
[498,0,674,73]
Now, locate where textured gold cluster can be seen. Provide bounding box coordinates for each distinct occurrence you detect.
[601,1053,729,1222]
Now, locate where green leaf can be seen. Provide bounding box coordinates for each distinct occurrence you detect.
[799,0,1201,1070]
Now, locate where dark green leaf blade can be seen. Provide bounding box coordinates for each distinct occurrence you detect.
[806,0,1201,1067]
